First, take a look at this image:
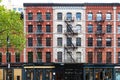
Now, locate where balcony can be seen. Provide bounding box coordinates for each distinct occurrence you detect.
[95,30,105,35]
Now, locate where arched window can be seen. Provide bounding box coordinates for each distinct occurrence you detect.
[57,52,62,62]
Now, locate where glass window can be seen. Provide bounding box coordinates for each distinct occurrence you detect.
[57,52,62,62]
[15,52,20,62]
[97,37,102,46]
[97,25,102,32]
[88,24,93,33]
[46,25,51,33]
[87,13,93,20]
[106,13,112,20]
[67,37,72,46]
[88,52,93,63]
[76,25,81,33]
[118,38,120,47]
[118,13,120,20]
[106,38,112,47]
[57,37,62,46]
[6,52,11,63]
[28,52,33,63]
[88,37,93,46]
[118,26,120,34]
[57,13,62,20]
[0,53,2,63]
[97,52,102,63]
[76,12,81,20]
[46,38,51,46]
[37,25,42,32]
[28,25,33,33]
[28,38,33,46]
[46,52,51,63]
[28,13,33,20]
[76,37,81,46]
[96,13,102,21]
[46,12,51,20]
[67,52,72,62]
[57,25,62,33]
[106,25,112,33]
[106,52,112,63]
[37,12,42,20]
[37,52,42,62]
[118,52,120,63]
[37,37,42,46]
[66,13,72,20]
[76,52,81,63]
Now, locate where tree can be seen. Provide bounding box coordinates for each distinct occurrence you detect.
[0,6,25,51]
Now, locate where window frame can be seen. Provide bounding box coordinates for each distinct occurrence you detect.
[28,25,33,33]
[88,24,93,33]
[28,12,33,20]
[57,52,62,62]
[76,12,81,21]
[46,12,51,20]
[28,37,33,46]
[87,12,93,21]
[28,52,33,63]
[57,13,62,20]
[57,37,62,46]
[57,25,62,33]
[76,37,81,46]
[46,38,51,46]
[46,52,51,63]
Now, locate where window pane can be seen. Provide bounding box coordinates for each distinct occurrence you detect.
[88,13,93,20]
[46,52,51,62]
[15,52,20,62]
[57,52,62,62]
[57,13,62,20]
[106,52,112,63]
[76,52,81,63]
[97,52,102,63]
[37,25,42,32]
[28,38,33,46]
[28,13,33,20]
[46,25,51,33]
[46,38,51,46]
[88,38,93,46]
[96,13,102,21]
[106,38,112,46]
[37,37,42,46]
[88,24,93,33]
[67,37,72,46]
[88,52,93,63]
[76,13,81,20]
[37,52,42,62]
[37,12,42,20]
[76,25,81,33]
[106,13,111,20]
[66,13,72,20]
[57,25,62,33]
[118,26,120,34]
[57,37,62,46]
[76,37,81,46]
[28,52,33,63]
[46,12,51,20]
[118,38,120,47]
[28,25,33,33]
[97,37,102,46]
[106,25,112,33]
[118,13,120,20]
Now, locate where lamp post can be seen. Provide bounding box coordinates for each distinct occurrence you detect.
[6,35,10,80]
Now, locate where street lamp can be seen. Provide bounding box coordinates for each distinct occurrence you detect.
[6,35,10,80]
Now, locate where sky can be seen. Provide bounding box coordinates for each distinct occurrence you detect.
[1,0,120,6]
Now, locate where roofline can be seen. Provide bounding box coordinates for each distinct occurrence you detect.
[23,3,120,7]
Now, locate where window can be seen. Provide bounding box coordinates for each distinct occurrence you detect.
[17,76,20,80]
[46,25,51,33]
[37,52,42,62]
[106,38,112,47]
[76,37,81,46]
[37,25,42,32]
[106,25,112,33]
[118,13,120,20]
[15,52,20,62]
[96,13,102,21]
[67,37,72,46]
[106,13,112,20]
[0,52,2,62]
[118,38,120,47]
[66,25,72,32]
[18,8,22,12]
[28,52,33,63]
[37,12,42,20]
[46,12,51,20]
[6,52,11,63]
[76,52,81,63]
[57,13,62,20]
[28,38,33,46]
[97,25,102,33]
[46,52,51,63]
[97,37,102,46]
[118,52,120,63]
[87,12,93,20]
[67,52,72,62]
[28,25,33,33]
[118,26,120,34]
[76,12,81,20]
[88,24,93,33]
[13,8,16,11]
[46,38,51,46]
[106,52,112,63]
[57,25,62,33]
[88,52,93,63]
[28,13,33,20]
[88,37,93,46]
[57,52,62,62]
[57,37,62,46]
[76,25,81,33]
[66,12,72,20]
[97,52,102,63]
[37,37,42,46]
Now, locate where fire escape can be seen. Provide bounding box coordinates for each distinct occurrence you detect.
[94,16,105,63]
[64,17,78,63]
[34,15,44,62]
